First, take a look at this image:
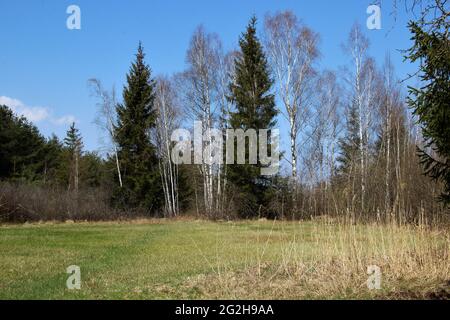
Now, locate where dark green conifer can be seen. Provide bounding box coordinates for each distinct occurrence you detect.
[227,17,278,217]
[406,18,450,205]
[114,43,162,212]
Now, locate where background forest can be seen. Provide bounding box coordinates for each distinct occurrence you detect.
[0,1,449,224]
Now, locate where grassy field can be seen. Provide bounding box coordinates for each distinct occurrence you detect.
[0,219,449,299]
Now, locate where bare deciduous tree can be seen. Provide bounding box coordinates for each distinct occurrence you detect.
[154,76,180,217]
[88,78,123,188]
[215,50,237,215]
[342,23,377,214]
[175,26,222,217]
[264,11,319,211]
[315,71,342,185]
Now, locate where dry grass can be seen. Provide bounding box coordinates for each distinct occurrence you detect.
[0,219,448,299]
[183,220,450,299]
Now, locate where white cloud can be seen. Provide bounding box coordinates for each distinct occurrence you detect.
[20,106,51,123]
[52,115,77,126]
[0,96,23,109]
[0,96,76,126]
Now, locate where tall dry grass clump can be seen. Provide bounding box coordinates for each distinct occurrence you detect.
[186,219,450,299]
[0,182,121,222]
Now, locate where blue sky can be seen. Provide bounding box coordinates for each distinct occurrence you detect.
[0,0,417,153]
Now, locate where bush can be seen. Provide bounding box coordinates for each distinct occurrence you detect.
[0,182,125,222]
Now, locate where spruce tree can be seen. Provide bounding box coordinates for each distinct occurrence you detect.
[64,122,83,192]
[114,43,162,211]
[337,101,361,176]
[406,18,450,205]
[0,105,48,181]
[227,17,278,218]
[43,134,64,185]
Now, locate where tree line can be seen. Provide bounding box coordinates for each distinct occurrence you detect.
[0,6,448,222]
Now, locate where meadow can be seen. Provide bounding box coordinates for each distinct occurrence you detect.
[0,219,449,299]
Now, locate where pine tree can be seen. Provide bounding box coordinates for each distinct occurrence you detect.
[80,151,105,188]
[114,43,162,212]
[406,18,450,205]
[227,17,278,218]
[0,105,48,181]
[64,122,83,192]
[337,101,361,176]
[42,134,64,185]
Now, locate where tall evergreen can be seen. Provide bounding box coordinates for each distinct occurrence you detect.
[406,18,450,205]
[0,105,48,181]
[64,122,83,192]
[43,134,64,185]
[114,43,162,211]
[337,101,361,176]
[64,122,83,154]
[227,17,278,218]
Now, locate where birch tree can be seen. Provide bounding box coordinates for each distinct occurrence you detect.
[315,71,342,187]
[176,26,222,217]
[264,11,319,209]
[215,50,237,215]
[380,55,397,215]
[154,76,180,217]
[88,78,123,188]
[342,23,377,214]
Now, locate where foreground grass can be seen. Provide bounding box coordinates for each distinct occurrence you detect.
[0,219,448,299]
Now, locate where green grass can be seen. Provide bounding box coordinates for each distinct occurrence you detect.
[0,219,448,299]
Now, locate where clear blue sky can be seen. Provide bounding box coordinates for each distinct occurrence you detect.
[0,0,417,152]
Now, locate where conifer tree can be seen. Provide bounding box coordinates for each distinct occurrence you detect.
[0,105,48,181]
[114,43,162,211]
[337,101,361,176]
[64,122,83,192]
[406,13,450,205]
[227,17,278,217]
[43,134,64,185]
